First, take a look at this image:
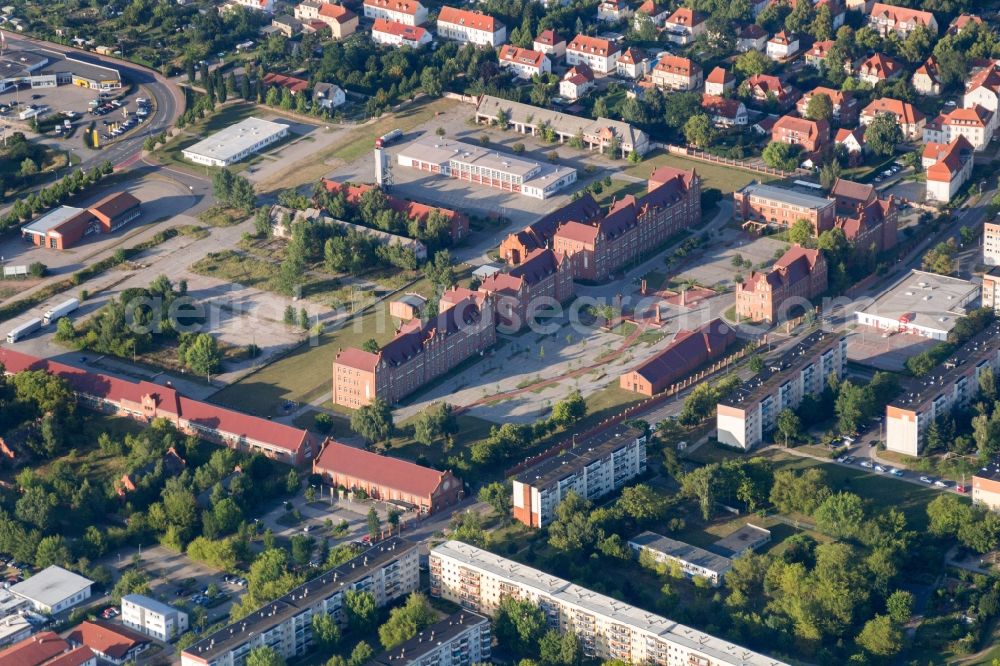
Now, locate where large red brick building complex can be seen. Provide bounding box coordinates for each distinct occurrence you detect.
[499,194,602,265]
[478,249,574,331]
[312,439,462,514]
[736,246,828,323]
[332,295,496,408]
[21,192,141,250]
[733,182,836,235]
[619,318,736,396]
[0,349,316,465]
[830,179,898,253]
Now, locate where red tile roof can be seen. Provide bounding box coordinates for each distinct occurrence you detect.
[334,348,378,372]
[967,65,1000,96]
[654,54,698,77]
[701,94,743,118]
[773,115,828,141]
[862,97,925,125]
[318,2,356,21]
[363,0,422,15]
[499,45,547,69]
[739,23,767,39]
[321,180,466,231]
[0,633,72,666]
[262,73,309,93]
[948,14,983,34]
[618,47,645,65]
[88,192,140,225]
[799,86,851,109]
[44,648,94,666]
[437,6,502,32]
[925,136,973,182]
[313,439,455,498]
[706,66,732,85]
[665,7,704,26]
[870,2,936,28]
[859,53,902,80]
[534,29,563,46]
[744,246,822,292]
[807,39,834,59]
[372,18,428,40]
[629,319,735,387]
[941,104,992,128]
[769,30,796,46]
[556,220,600,245]
[568,34,618,57]
[68,622,148,660]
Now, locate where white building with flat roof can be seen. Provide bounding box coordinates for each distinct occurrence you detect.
[121,595,188,641]
[628,532,732,587]
[396,137,576,199]
[855,270,980,341]
[182,117,289,167]
[10,566,93,614]
[429,541,789,666]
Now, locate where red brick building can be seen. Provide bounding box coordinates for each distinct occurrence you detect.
[312,439,462,514]
[21,192,142,250]
[736,246,827,322]
[499,194,602,265]
[548,166,701,282]
[0,349,316,466]
[332,295,496,408]
[478,248,574,332]
[620,318,736,395]
[771,114,829,153]
[733,182,836,235]
[830,178,898,253]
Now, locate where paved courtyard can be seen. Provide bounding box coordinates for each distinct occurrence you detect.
[846,325,938,372]
[675,229,790,289]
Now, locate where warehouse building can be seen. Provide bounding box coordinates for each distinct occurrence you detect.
[10,566,93,614]
[429,541,789,666]
[855,270,980,341]
[619,318,736,396]
[182,539,419,666]
[367,611,491,666]
[182,117,289,167]
[20,192,142,250]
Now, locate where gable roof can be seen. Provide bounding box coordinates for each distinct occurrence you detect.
[966,64,1000,95]
[629,319,735,387]
[313,439,453,497]
[67,622,148,660]
[499,45,547,69]
[618,47,645,65]
[743,245,822,292]
[654,54,699,77]
[0,633,72,666]
[534,29,563,46]
[925,136,973,182]
[739,23,767,39]
[862,97,925,124]
[807,40,834,59]
[859,53,902,80]
[701,94,743,118]
[870,2,936,28]
[567,34,618,56]
[665,7,704,25]
[555,220,599,245]
[376,296,487,367]
[772,115,827,140]
[317,2,356,21]
[800,86,851,108]
[706,66,732,85]
[363,0,422,15]
[437,6,502,32]
[88,192,140,224]
[262,72,309,93]
[830,178,875,213]
[506,193,601,254]
[769,30,796,46]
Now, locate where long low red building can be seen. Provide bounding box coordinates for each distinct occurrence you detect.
[0,349,316,466]
[312,438,462,514]
[620,318,737,396]
[21,192,141,250]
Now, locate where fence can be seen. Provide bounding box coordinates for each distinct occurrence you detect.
[660,144,809,178]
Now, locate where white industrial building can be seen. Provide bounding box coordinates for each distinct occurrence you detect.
[429,541,789,666]
[182,117,290,167]
[10,566,93,614]
[854,270,980,341]
[121,595,188,641]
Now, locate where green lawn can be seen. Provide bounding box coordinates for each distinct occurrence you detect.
[595,178,646,205]
[625,150,778,194]
[383,414,498,467]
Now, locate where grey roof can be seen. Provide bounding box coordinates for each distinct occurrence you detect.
[183,116,289,163]
[713,524,772,556]
[629,532,732,574]
[121,594,184,617]
[21,206,91,235]
[367,612,489,665]
[736,182,835,211]
[10,566,93,607]
[514,425,644,489]
[857,269,979,333]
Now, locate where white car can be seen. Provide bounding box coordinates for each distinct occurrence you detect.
[860,460,873,468]
[874,464,886,473]
[920,476,932,483]
[934,480,948,488]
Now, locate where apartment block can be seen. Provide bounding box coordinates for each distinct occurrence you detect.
[121,595,188,641]
[429,541,789,666]
[984,268,1000,312]
[628,532,732,587]
[867,2,937,36]
[986,222,1000,265]
[362,0,426,25]
[733,182,836,235]
[182,539,418,666]
[367,612,490,666]
[923,105,994,151]
[436,7,506,46]
[860,98,926,141]
[717,331,848,449]
[650,55,702,91]
[512,426,646,528]
[566,35,619,74]
[973,461,1000,512]
[886,322,1000,456]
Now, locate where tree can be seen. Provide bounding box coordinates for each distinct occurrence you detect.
[617,484,669,523]
[886,590,914,625]
[819,160,842,190]
[548,492,596,553]
[367,507,381,540]
[423,250,455,291]
[683,114,716,149]
[856,614,902,657]
[478,482,512,518]
[180,333,222,379]
[835,380,866,434]
[681,464,718,520]
[350,398,394,443]
[922,240,957,275]
[247,647,286,666]
[361,338,379,353]
[412,402,456,446]
[254,208,271,238]
[378,593,436,649]
[762,141,799,171]
[35,535,71,569]
[864,113,903,158]
[348,642,373,666]
[788,219,813,245]
[312,613,340,650]
[19,158,38,178]
[550,390,586,427]
[345,590,377,631]
[804,93,833,121]
[111,569,150,604]
[735,49,770,78]
[770,468,831,515]
[814,492,866,539]
[495,597,545,657]
[775,408,801,446]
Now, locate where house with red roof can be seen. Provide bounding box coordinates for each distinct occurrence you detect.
[923,105,995,150]
[651,54,702,91]
[533,29,565,58]
[663,7,706,45]
[704,66,734,96]
[567,34,620,74]
[860,98,926,140]
[771,115,829,153]
[867,2,937,37]
[436,7,505,46]
[362,0,426,26]
[964,62,1000,113]
[635,0,669,26]
[701,94,748,127]
[68,622,148,666]
[804,40,835,69]
[478,248,574,332]
[499,45,551,79]
[371,18,432,47]
[736,246,828,323]
[835,127,865,156]
[262,73,310,95]
[0,350,317,466]
[620,319,736,396]
[796,86,858,125]
[745,74,798,109]
[499,194,602,266]
[830,178,897,253]
[616,47,648,79]
[948,14,983,36]
[737,24,768,52]
[923,136,974,202]
[0,633,95,666]
[560,65,595,100]
[293,1,357,38]
[766,31,799,60]
[857,53,903,85]
[912,56,942,96]
[312,439,462,514]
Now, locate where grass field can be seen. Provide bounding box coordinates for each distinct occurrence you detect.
[626,151,779,194]
[596,178,646,204]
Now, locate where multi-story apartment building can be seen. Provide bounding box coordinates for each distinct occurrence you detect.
[650,54,702,91]
[867,2,937,36]
[181,539,419,666]
[923,105,994,151]
[860,98,926,140]
[292,0,357,38]
[973,461,1000,512]
[368,612,491,666]
[121,595,188,642]
[429,541,790,666]
[796,87,858,125]
[371,18,432,47]
[332,294,496,408]
[362,0,426,25]
[616,48,648,79]
[619,318,736,396]
[549,166,702,282]
[771,115,828,153]
[717,331,848,449]
[478,248,574,332]
[986,222,1000,266]
[628,532,732,587]
[982,267,1000,312]
[733,182,836,235]
[498,45,551,79]
[923,135,974,203]
[0,350,316,466]
[565,35,619,74]
[886,321,1000,455]
[736,246,828,323]
[511,426,647,527]
[436,7,506,46]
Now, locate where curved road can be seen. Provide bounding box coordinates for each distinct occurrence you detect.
[4,33,183,173]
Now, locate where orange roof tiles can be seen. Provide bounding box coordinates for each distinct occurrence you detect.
[499,45,547,69]
[654,54,698,76]
[862,97,925,124]
[665,7,704,25]
[318,2,356,21]
[372,18,428,40]
[567,34,618,56]
[313,439,455,498]
[67,622,148,661]
[706,66,732,84]
[870,2,936,28]
[437,6,501,32]
[925,136,973,182]
[363,0,422,15]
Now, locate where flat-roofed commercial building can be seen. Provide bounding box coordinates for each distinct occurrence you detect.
[366,612,490,666]
[886,321,1000,456]
[10,566,92,614]
[182,539,418,666]
[396,137,576,199]
[512,426,646,528]
[717,331,847,450]
[183,117,289,167]
[628,532,732,586]
[0,48,121,92]
[854,270,979,341]
[733,182,836,235]
[121,595,188,641]
[429,541,789,666]
[20,192,142,250]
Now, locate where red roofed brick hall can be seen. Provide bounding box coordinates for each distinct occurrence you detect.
[620,318,737,396]
[312,439,463,514]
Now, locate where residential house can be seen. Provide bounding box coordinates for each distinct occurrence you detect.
[701,94,748,127]
[616,47,648,79]
[262,72,309,95]
[566,34,620,74]
[737,23,767,52]
[860,98,926,140]
[736,246,828,323]
[436,7,506,46]
[663,7,706,45]
[766,31,799,60]
[796,86,858,125]
[923,135,974,202]
[913,56,942,95]
[816,0,846,28]
[270,15,302,36]
[371,18,432,47]
[313,82,345,109]
[704,66,734,96]
[498,45,551,78]
[0,634,94,666]
[963,62,1000,113]
[867,2,938,37]
[948,14,983,36]
[857,53,903,85]
[67,622,149,666]
[804,40,834,69]
[923,105,994,150]
[771,115,829,153]
[560,65,595,100]
[362,0,426,25]
[596,0,632,22]
[121,595,188,642]
[533,29,566,58]
[745,73,798,109]
[635,0,669,26]
[835,127,865,155]
[651,54,702,91]
[292,1,357,37]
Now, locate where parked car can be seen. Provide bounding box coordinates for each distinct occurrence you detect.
[843,456,855,464]
[874,464,886,473]
[934,480,948,488]
[860,460,873,468]
[890,468,904,477]
[100,607,119,619]
[919,476,932,484]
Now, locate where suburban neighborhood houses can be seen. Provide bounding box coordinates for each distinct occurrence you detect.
[2,0,1000,665]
